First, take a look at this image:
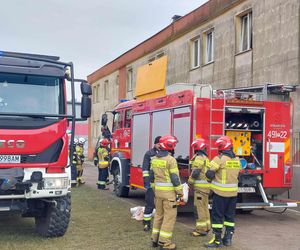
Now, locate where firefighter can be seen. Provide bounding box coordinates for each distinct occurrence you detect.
[204,136,241,248]
[76,137,86,185]
[150,135,183,250]
[70,138,78,187]
[188,138,211,237]
[142,136,161,232]
[97,138,110,190]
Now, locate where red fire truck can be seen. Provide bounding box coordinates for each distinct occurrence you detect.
[101,83,297,210]
[0,51,91,236]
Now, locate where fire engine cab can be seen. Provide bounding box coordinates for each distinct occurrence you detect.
[0,51,91,236]
[101,56,297,210]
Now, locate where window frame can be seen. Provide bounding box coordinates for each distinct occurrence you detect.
[236,10,252,54]
[190,37,201,69]
[127,68,133,92]
[204,30,214,64]
[104,80,108,100]
[124,109,132,128]
[240,12,252,52]
[112,111,123,132]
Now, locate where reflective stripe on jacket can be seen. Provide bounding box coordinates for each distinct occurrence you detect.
[189,154,210,194]
[209,155,241,197]
[97,147,109,168]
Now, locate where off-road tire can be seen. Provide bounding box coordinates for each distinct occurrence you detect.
[35,194,71,237]
[113,167,129,198]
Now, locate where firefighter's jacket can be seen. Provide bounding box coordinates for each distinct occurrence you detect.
[188,153,210,194]
[150,150,183,199]
[209,153,241,197]
[142,147,158,186]
[75,145,84,165]
[97,147,109,169]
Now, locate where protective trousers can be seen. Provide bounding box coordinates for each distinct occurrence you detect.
[151,196,177,247]
[143,188,155,225]
[194,191,211,233]
[76,164,84,184]
[71,165,77,185]
[98,167,108,189]
[211,193,237,234]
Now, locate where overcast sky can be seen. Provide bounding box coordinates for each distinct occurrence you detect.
[1,0,208,79]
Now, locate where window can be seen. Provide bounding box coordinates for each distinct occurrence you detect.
[0,73,64,115]
[156,52,165,59]
[96,84,100,102]
[93,120,98,138]
[124,109,132,128]
[93,86,97,103]
[203,30,214,64]
[237,11,252,52]
[127,68,133,92]
[148,51,165,62]
[113,111,123,131]
[116,75,119,86]
[191,38,200,68]
[104,80,108,100]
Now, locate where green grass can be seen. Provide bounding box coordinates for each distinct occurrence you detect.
[0,186,235,250]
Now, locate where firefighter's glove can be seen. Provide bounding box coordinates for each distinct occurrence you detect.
[143,177,151,189]
[93,158,98,167]
[175,188,183,198]
[104,156,110,161]
[205,170,215,181]
[191,169,201,179]
[188,177,194,187]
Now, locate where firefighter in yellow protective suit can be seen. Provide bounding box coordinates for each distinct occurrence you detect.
[150,135,183,250]
[76,137,86,185]
[204,136,241,248]
[188,139,211,237]
[97,138,110,189]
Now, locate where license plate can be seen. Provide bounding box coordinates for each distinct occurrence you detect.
[238,187,256,193]
[0,155,21,164]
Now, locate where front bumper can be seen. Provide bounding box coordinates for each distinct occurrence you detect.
[0,168,70,200]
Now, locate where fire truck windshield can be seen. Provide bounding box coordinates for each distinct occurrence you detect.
[0,73,64,115]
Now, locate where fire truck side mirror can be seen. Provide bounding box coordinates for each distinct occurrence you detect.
[81,96,91,119]
[80,82,92,119]
[101,114,108,126]
[81,81,92,96]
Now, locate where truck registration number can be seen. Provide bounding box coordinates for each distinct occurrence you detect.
[0,155,21,164]
[238,187,256,193]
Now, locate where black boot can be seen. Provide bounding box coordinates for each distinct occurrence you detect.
[204,233,223,248]
[143,220,151,231]
[222,230,233,246]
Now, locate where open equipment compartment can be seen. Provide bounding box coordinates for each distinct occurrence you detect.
[224,106,264,170]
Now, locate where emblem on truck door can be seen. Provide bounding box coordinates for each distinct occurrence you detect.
[0,140,25,148]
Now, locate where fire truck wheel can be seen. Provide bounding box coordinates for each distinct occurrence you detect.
[35,194,71,237]
[113,167,129,197]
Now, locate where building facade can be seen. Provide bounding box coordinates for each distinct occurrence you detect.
[87,0,300,161]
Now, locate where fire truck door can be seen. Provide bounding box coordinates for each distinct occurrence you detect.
[264,101,291,188]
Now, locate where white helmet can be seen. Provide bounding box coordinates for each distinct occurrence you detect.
[74,138,79,144]
[79,137,86,144]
